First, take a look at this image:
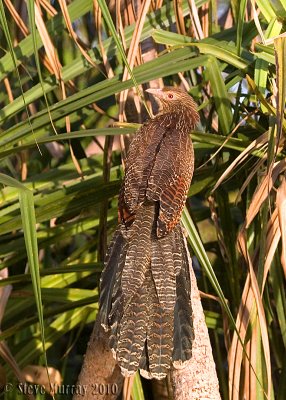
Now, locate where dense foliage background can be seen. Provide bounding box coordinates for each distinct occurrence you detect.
[0,0,285,399]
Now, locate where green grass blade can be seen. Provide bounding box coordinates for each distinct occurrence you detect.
[0,173,48,381]
[255,0,276,22]
[13,307,96,368]
[182,208,236,327]
[151,29,251,69]
[131,372,145,400]
[236,0,247,55]
[206,56,233,135]
[274,37,286,144]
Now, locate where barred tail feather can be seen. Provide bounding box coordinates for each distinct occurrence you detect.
[135,268,173,380]
[151,231,176,311]
[99,203,194,379]
[112,268,173,380]
[121,203,154,297]
[173,229,194,366]
[99,226,127,329]
[116,286,149,376]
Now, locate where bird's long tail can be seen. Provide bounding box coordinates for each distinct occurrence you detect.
[99,203,193,379]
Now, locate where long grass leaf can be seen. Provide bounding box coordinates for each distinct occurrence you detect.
[236,0,247,55]
[274,37,286,146]
[0,173,48,384]
[182,208,235,327]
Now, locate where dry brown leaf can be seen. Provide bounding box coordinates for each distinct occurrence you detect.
[229,285,270,400]
[38,0,57,17]
[58,0,99,69]
[250,0,265,45]
[199,109,260,172]
[228,255,271,400]
[35,2,84,173]
[201,2,209,37]
[116,0,127,127]
[119,0,152,119]
[174,0,187,35]
[212,131,269,193]
[228,274,252,400]
[265,32,286,45]
[117,0,152,161]
[178,72,191,91]
[124,0,136,26]
[3,77,13,103]
[245,159,286,229]
[229,204,281,399]
[61,75,82,175]
[5,0,61,79]
[115,0,121,30]
[122,376,134,400]
[94,0,114,79]
[34,2,62,80]
[4,0,29,36]
[237,232,271,399]
[188,0,204,40]
[235,157,266,204]
[276,176,286,278]
[224,8,233,30]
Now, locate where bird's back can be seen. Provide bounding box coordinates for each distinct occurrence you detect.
[120,109,195,237]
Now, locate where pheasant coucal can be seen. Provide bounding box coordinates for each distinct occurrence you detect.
[99,87,200,379]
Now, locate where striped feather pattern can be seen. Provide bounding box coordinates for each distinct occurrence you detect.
[121,203,154,298]
[99,226,127,329]
[146,266,174,379]
[151,227,177,311]
[173,233,194,365]
[99,87,199,379]
[99,205,194,379]
[116,274,149,376]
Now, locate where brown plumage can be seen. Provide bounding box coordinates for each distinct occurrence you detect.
[99,87,200,379]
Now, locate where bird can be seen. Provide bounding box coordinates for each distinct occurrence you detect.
[99,86,200,380]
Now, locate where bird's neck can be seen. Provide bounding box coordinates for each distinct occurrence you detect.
[157,107,199,133]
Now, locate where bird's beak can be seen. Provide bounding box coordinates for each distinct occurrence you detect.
[145,88,163,97]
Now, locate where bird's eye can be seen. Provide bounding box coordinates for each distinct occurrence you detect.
[167,93,174,99]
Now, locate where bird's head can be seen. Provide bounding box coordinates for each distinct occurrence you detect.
[146,86,200,127]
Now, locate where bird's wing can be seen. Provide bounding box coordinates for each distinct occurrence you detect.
[146,127,194,237]
[119,116,193,236]
[118,119,167,223]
